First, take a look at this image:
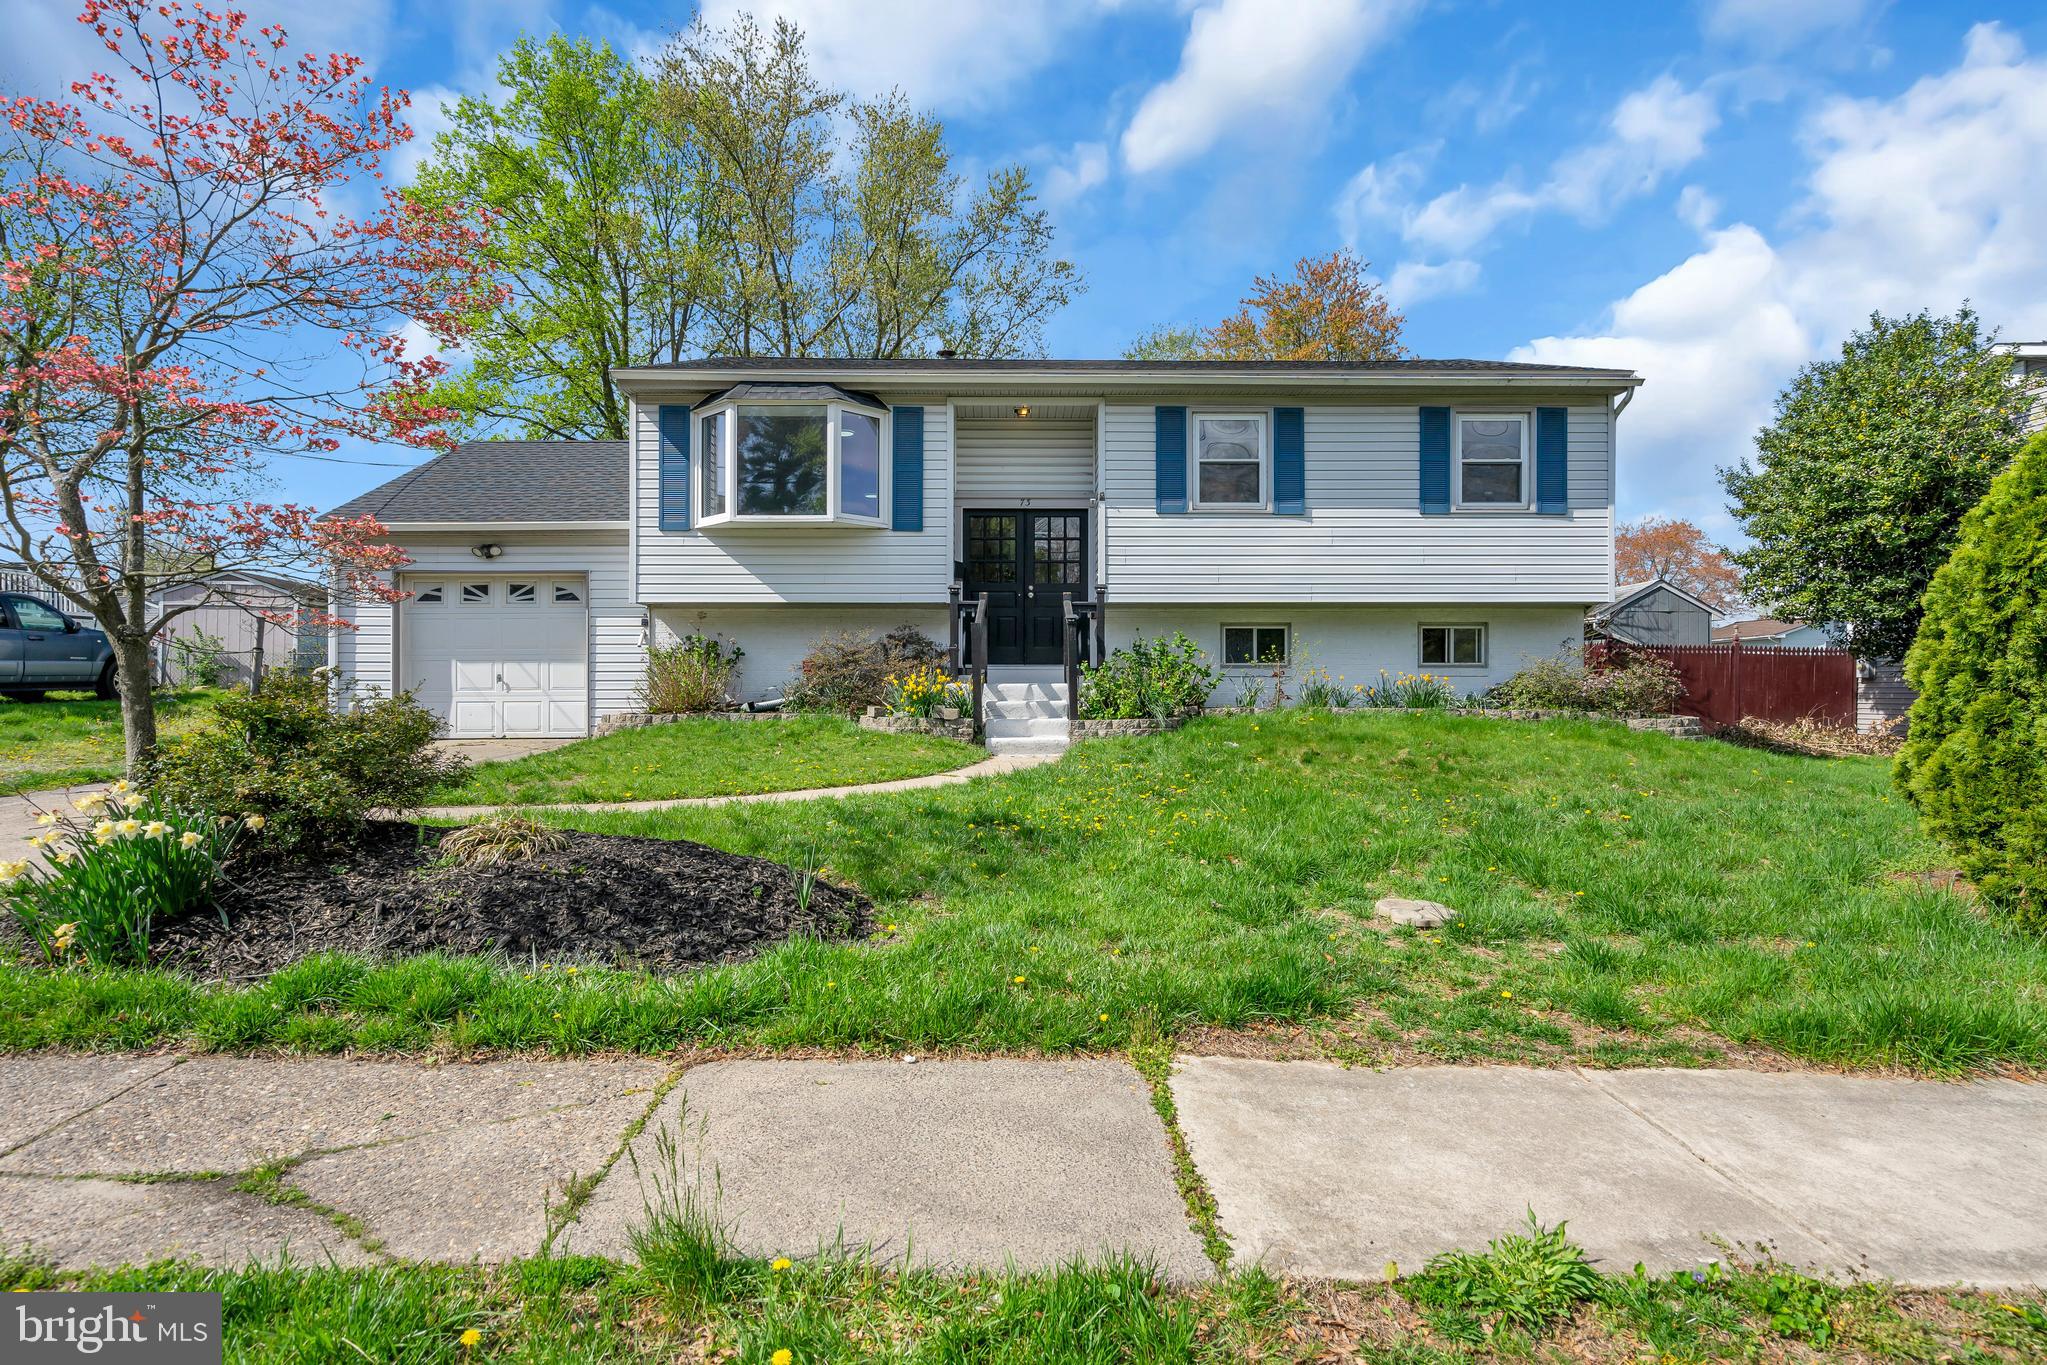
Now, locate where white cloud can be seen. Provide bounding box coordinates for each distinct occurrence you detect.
[1384,258,1481,306]
[696,0,1107,112]
[1391,75,1719,254]
[1120,0,1422,175]
[1334,145,1436,246]
[1037,141,1111,206]
[1512,23,2047,526]
[1702,0,1872,52]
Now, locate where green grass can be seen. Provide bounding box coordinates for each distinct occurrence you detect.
[430,714,984,805]
[3,711,2043,1071]
[0,688,221,793]
[4,1240,2040,1363]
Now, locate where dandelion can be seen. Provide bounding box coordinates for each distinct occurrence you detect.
[1098,1012,1109,1022]
[244,814,267,831]
[459,1327,482,1348]
[179,831,202,849]
[1500,990,1513,999]
[1012,975,1026,985]
[772,1351,793,1365]
[771,1257,792,1272]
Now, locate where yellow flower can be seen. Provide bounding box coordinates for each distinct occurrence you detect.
[115,819,142,837]
[73,793,106,812]
[51,848,73,865]
[244,814,267,831]
[1500,990,1513,999]
[1098,1013,1109,1022]
[0,860,28,882]
[92,820,115,838]
[771,1256,792,1271]
[119,792,145,810]
[109,779,130,795]
[179,831,203,849]
[459,1327,482,1348]
[34,812,57,827]
[143,821,170,838]
[772,1351,793,1365]
[1012,975,1026,985]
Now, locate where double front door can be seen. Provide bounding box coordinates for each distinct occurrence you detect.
[960,510,1088,666]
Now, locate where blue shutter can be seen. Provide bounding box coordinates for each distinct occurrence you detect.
[1273,406,1304,515]
[657,404,692,531]
[1535,406,1568,514]
[1418,406,1451,515]
[1155,406,1187,514]
[891,406,924,531]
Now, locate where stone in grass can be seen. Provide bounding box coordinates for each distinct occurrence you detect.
[1375,896,1458,929]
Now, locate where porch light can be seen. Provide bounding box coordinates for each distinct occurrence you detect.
[471,543,504,560]
[1014,406,1030,418]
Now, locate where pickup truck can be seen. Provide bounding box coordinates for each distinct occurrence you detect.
[0,593,117,700]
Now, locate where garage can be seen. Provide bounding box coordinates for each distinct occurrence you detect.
[398,574,590,737]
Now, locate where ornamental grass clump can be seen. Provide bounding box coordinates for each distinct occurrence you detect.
[438,812,570,868]
[882,664,969,719]
[641,633,745,714]
[1076,631,1218,720]
[4,784,251,966]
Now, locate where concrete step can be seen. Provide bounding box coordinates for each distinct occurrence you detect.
[986,681,1070,704]
[985,698,1068,721]
[986,734,1070,755]
[983,716,1070,739]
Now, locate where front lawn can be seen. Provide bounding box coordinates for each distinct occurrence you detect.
[4,711,2043,1071]
[430,714,983,806]
[0,688,221,794]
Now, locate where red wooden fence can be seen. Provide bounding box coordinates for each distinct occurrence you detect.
[1600,642,1857,731]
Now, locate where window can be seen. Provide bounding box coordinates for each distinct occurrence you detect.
[1419,624,1486,667]
[1222,624,1290,667]
[460,583,491,605]
[412,583,444,605]
[506,581,536,605]
[1454,413,1528,507]
[699,409,728,519]
[691,395,889,527]
[552,582,583,605]
[7,596,68,631]
[1193,413,1267,509]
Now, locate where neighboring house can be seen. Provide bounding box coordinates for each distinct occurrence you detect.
[154,571,326,687]
[1588,578,1714,646]
[327,358,1640,747]
[2004,340,2047,434]
[1710,617,1835,649]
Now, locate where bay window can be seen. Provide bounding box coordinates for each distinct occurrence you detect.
[692,392,890,527]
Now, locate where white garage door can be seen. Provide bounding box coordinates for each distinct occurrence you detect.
[399,575,589,738]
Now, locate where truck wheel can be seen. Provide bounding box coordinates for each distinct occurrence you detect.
[94,662,117,700]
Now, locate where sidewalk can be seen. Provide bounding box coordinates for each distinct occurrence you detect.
[0,1054,2040,1288]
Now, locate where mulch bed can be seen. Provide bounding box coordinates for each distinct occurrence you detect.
[150,822,870,978]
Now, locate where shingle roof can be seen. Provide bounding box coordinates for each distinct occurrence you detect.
[324,440,627,524]
[703,380,889,408]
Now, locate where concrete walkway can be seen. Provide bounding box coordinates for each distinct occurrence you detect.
[0,1055,2040,1287]
[0,782,112,863]
[418,752,1056,820]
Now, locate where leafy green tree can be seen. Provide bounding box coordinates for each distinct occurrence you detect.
[1894,431,2047,924]
[407,36,712,441]
[1721,308,2038,661]
[1122,325,1204,361]
[655,14,1079,360]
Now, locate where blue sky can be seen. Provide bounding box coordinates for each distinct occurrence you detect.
[13,0,2047,537]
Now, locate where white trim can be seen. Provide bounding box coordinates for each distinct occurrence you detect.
[1189,410,1271,512]
[1451,410,1531,511]
[375,520,628,532]
[689,394,890,529]
[1417,621,1488,669]
[1219,621,1291,669]
[612,365,1643,393]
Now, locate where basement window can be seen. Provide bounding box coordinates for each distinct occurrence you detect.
[1222,624,1290,667]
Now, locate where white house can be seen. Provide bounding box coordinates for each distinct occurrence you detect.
[327,358,1640,749]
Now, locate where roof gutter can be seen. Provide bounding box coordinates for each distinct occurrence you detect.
[610,365,1644,394]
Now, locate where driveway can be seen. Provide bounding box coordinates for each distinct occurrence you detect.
[432,737,581,764]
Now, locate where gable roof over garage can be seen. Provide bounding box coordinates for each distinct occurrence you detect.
[323,440,628,525]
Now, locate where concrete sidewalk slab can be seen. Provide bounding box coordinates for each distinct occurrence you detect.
[565,1058,1209,1280]
[1172,1059,1832,1280]
[1589,1069,2047,1288]
[0,1058,666,1175]
[0,1055,181,1155]
[0,1175,373,1269]
[289,1096,656,1262]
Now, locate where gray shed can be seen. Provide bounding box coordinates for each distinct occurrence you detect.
[1588,578,1716,647]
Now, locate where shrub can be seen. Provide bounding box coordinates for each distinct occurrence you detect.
[171,629,234,688]
[786,627,945,714]
[641,633,744,714]
[4,785,250,965]
[1077,632,1218,720]
[883,663,970,719]
[150,670,464,852]
[1492,646,1682,716]
[438,813,570,868]
[1895,431,2047,923]
[1355,669,1463,709]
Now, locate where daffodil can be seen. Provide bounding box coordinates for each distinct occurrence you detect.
[143,821,170,838]
[34,812,58,827]
[73,793,105,812]
[119,792,145,810]
[244,814,267,831]
[92,819,115,838]
[179,831,203,849]
[116,819,142,837]
[109,779,130,795]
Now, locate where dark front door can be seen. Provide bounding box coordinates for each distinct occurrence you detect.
[961,510,1088,665]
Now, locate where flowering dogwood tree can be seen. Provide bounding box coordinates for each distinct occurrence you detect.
[0,2,501,771]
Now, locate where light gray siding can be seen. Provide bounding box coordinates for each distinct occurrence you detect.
[954,414,1094,505]
[1857,658,1915,736]
[1603,584,1712,646]
[630,396,954,604]
[1100,400,1613,604]
[651,605,948,703]
[333,531,639,724]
